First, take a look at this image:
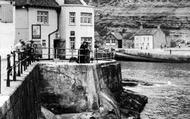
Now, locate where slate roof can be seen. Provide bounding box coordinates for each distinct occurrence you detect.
[107,32,122,40]
[15,0,60,9]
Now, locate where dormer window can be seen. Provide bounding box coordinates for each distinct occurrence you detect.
[37,11,48,24]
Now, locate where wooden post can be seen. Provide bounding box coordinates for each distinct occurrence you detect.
[7,54,11,87]
[13,51,16,81]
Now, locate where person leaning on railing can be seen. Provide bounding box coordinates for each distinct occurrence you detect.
[78,41,90,63]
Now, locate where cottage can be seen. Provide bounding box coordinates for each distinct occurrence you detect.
[15,0,60,59]
[134,28,166,49]
[15,0,94,59]
[104,31,123,50]
[0,0,13,23]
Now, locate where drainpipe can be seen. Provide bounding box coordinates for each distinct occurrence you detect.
[48,8,60,59]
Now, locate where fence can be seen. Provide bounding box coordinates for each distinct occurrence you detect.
[0,48,114,89]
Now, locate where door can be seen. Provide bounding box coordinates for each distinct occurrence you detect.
[118,40,122,48]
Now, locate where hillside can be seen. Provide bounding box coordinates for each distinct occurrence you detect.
[87,0,190,43]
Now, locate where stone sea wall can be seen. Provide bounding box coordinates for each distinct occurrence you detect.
[0,60,148,119]
[38,61,122,118]
[0,64,40,119]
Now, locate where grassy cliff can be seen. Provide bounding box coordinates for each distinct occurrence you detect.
[89,0,190,43]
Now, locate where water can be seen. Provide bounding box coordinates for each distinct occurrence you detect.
[120,61,190,119]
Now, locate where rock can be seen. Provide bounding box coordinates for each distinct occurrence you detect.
[40,106,57,119]
[118,90,148,119]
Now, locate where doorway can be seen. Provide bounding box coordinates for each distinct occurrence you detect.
[118,40,122,48]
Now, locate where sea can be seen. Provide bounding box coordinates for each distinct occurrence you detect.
[120,61,190,119]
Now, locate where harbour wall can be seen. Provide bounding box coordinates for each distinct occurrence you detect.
[0,60,123,119]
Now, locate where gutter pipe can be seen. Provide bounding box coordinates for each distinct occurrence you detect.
[48,7,60,59]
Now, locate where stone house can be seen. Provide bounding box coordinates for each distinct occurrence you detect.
[15,0,94,59]
[104,31,123,50]
[134,28,166,49]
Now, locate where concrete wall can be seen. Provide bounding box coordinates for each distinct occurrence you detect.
[0,64,40,119]
[38,61,122,116]
[0,60,122,119]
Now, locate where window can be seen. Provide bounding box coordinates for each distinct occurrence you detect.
[69,12,76,25]
[70,31,75,36]
[81,37,92,50]
[106,39,110,43]
[81,13,92,24]
[42,39,46,47]
[37,11,48,24]
[111,39,116,43]
[70,37,75,49]
[70,31,75,49]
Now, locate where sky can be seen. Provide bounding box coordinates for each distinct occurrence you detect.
[0,22,15,59]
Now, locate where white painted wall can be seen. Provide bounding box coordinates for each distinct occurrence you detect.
[134,35,153,49]
[15,9,29,44]
[59,5,94,58]
[15,8,58,58]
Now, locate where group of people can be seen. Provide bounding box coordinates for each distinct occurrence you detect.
[14,40,40,62]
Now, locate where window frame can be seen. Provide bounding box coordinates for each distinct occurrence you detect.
[37,11,49,25]
[80,12,92,25]
[69,12,76,25]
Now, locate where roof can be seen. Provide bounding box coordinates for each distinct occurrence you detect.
[15,0,60,9]
[135,29,159,36]
[65,0,82,4]
[123,32,134,40]
[107,32,122,40]
[64,0,87,5]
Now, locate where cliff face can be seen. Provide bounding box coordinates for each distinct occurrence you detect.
[91,0,190,43]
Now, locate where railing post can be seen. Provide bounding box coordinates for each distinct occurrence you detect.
[13,51,16,81]
[0,55,1,93]
[7,54,11,87]
[20,52,23,74]
[17,50,21,76]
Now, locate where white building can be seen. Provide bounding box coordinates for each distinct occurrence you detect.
[134,27,166,49]
[56,0,95,59]
[15,0,95,59]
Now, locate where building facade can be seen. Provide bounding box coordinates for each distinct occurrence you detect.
[15,0,94,59]
[134,28,166,49]
[57,0,94,59]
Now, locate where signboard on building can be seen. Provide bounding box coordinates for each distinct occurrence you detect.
[32,24,41,39]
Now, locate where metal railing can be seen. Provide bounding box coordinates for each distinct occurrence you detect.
[2,47,114,88]
[6,50,35,87]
